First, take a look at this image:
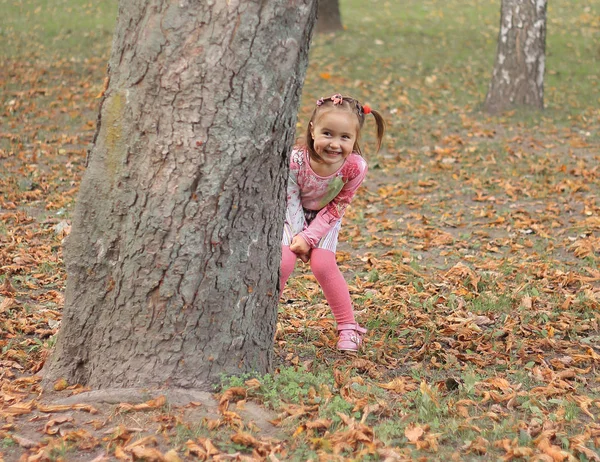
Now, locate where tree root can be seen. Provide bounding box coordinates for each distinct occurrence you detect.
[48,387,217,407]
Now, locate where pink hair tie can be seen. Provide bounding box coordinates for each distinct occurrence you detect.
[316,93,344,107]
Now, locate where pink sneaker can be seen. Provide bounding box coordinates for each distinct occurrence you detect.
[337,323,367,352]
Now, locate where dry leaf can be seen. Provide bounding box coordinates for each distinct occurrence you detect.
[53,378,69,391]
[130,446,165,462]
[163,449,183,462]
[405,424,425,443]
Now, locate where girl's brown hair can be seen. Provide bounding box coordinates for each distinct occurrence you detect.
[304,94,386,163]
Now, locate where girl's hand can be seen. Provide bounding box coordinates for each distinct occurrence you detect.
[290,235,311,262]
[297,252,310,263]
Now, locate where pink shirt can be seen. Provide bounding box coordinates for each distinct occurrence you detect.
[285,147,368,247]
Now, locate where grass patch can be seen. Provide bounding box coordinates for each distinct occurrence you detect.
[0,0,117,59]
[1,0,599,460]
[219,365,340,410]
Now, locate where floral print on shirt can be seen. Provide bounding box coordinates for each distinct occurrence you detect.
[284,147,368,248]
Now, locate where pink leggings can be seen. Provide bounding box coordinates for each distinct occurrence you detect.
[280,246,355,325]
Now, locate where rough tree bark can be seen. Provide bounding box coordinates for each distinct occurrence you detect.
[484,0,547,113]
[43,0,317,390]
[316,0,343,33]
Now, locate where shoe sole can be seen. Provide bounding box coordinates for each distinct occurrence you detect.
[338,348,359,353]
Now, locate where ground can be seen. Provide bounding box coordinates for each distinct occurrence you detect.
[1,0,600,460]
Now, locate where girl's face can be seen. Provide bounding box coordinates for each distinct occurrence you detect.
[310,109,358,167]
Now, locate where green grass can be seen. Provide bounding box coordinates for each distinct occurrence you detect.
[0,0,117,59]
[2,0,600,460]
[302,0,600,154]
[171,423,211,447]
[2,0,597,117]
[1,436,17,448]
[470,292,513,313]
[219,365,341,409]
[45,440,74,462]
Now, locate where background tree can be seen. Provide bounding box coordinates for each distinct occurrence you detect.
[43,0,317,391]
[316,0,343,33]
[484,0,547,113]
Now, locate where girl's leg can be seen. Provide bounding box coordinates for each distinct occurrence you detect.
[309,248,355,325]
[280,245,298,297]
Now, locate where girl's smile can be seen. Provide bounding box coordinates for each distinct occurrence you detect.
[310,110,358,171]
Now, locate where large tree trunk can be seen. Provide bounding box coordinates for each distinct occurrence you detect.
[43,0,317,390]
[316,0,343,33]
[484,0,547,113]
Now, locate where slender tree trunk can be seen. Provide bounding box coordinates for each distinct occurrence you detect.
[43,0,317,390]
[484,0,547,113]
[316,0,343,33]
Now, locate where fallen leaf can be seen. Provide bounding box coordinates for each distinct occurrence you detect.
[405,423,425,443]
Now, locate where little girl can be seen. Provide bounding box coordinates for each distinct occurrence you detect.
[280,93,385,352]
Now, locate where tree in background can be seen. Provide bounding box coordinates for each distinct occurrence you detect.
[316,0,343,33]
[43,0,317,391]
[484,0,547,113]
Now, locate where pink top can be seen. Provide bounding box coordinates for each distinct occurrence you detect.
[285,147,368,247]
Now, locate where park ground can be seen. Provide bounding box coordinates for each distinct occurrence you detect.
[1,0,599,460]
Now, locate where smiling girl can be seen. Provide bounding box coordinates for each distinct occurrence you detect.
[280,94,385,352]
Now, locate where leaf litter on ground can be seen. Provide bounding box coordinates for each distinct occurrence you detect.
[1,0,600,460]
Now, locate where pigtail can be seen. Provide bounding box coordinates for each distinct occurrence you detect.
[358,100,385,153]
[369,109,386,152]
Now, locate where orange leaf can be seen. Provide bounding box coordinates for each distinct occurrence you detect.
[163,449,183,462]
[4,400,35,415]
[231,431,261,448]
[125,435,158,451]
[405,423,425,443]
[44,415,74,435]
[37,403,98,414]
[244,378,262,389]
[305,418,332,430]
[53,378,69,391]
[198,438,220,456]
[117,395,166,412]
[184,440,206,457]
[573,444,600,461]
[114,446,129,461]
[537,438,570,462]
[130,446,165,462]
[465,436,489,455]
[219,387,246,405]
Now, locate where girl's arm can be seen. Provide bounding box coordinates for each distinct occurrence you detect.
[284,155,306,240]
[299,159,368,247]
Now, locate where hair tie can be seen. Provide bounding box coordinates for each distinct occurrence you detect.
[331,94,343,105]
[316,94,344,107]
[362,104,371,115]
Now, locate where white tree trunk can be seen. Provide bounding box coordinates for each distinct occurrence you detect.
[43,0,317,390]
[484,0,547,113]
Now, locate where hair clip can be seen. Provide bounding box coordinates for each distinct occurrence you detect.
[316,94,344,107]
[362,104,372,114]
